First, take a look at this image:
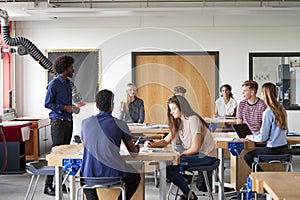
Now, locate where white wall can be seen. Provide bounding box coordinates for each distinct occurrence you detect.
[15,13,300,135]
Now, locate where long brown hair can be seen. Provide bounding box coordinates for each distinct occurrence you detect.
[167,95,209,136]
[261,82,287,130]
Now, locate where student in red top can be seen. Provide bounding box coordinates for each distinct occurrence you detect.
[236,80,267,133]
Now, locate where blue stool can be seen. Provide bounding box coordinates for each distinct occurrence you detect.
[25,161,55,200]
[75,177,126,200]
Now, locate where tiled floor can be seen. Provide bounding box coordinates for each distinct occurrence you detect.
[0,156,299,200]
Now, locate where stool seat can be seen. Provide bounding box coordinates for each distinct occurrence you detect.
[27,162,56,176]
[254,154,292,163]
[187,159,220,172]
[25,161,55,200]
[75,177,126,200]
[81,177,123,187]
[252,154,293,172]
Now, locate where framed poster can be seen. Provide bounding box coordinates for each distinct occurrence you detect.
[45,49,101,102]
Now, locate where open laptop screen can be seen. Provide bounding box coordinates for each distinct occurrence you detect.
[232,124,252,138]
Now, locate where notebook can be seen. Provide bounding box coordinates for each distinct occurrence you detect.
[231,124,252,139]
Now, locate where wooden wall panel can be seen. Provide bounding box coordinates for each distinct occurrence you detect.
[134,53,217,124]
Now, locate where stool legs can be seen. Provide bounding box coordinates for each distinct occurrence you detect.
[202,171,213,200]
[120,187,126,200]
[25,174,40,200]
[75,187,82,200]
[167,183,180,200]
[167,169,225,200]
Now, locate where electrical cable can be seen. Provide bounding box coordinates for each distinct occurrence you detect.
[0,126,8,175]
[233,148,249,167]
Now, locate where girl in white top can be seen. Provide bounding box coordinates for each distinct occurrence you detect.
[144,95,217,200]
[214,84,237,117]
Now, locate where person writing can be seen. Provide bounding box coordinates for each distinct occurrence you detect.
[44,55,77,196]
[80,89,141,200]
[214,84,237,118]
[144,95,217,200]
[237,80,267,132]
[244,82,289,171]
[119,83,145,123]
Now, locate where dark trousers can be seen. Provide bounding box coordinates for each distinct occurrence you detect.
[83,164,141,200]
[45,119,73,187]
[167,154,217,195]
[244,144,288,171]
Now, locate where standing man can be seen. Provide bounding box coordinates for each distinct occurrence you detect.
[81,89,141,200]
[237,80,267,133]
[44,55,76,196]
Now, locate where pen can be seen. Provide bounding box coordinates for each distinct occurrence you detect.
[135,136,141,145]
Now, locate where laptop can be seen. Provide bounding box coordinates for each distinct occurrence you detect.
[231,124,252,139]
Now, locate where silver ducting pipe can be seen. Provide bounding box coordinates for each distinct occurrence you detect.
[0,9,82,110]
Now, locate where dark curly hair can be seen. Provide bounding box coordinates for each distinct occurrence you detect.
[220,84,233,98]
[53,55,75,74]
[96,89,114,112]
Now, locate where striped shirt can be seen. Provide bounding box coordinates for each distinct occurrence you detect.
[237,98,267,133]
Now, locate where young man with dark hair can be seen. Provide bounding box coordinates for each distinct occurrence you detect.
[80,89,141,200]
[237,80,267,132]
[44,55,76,196]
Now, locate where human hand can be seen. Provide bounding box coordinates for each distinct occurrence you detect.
[144,140,153,148]
[246,135,251,140]
[64,105,73,113]
[134,144,140,152]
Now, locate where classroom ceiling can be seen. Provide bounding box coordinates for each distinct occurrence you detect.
[1,0,300,21]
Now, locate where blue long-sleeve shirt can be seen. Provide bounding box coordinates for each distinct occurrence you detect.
[248,107,287,147]
[44,76,73,119]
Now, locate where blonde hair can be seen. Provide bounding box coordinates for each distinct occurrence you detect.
[120,83,137,113]
[262,82,287,130]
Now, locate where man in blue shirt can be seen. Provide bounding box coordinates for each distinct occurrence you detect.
[81,89,141,200]
[44,55,76,196]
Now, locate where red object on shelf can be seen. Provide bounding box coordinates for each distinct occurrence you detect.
[0,122,31,142]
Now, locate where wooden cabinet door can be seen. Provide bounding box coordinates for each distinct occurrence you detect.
[133,52,218,124]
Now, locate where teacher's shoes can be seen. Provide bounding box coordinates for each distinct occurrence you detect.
[44,185,55,196]
[54,184,69,193]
